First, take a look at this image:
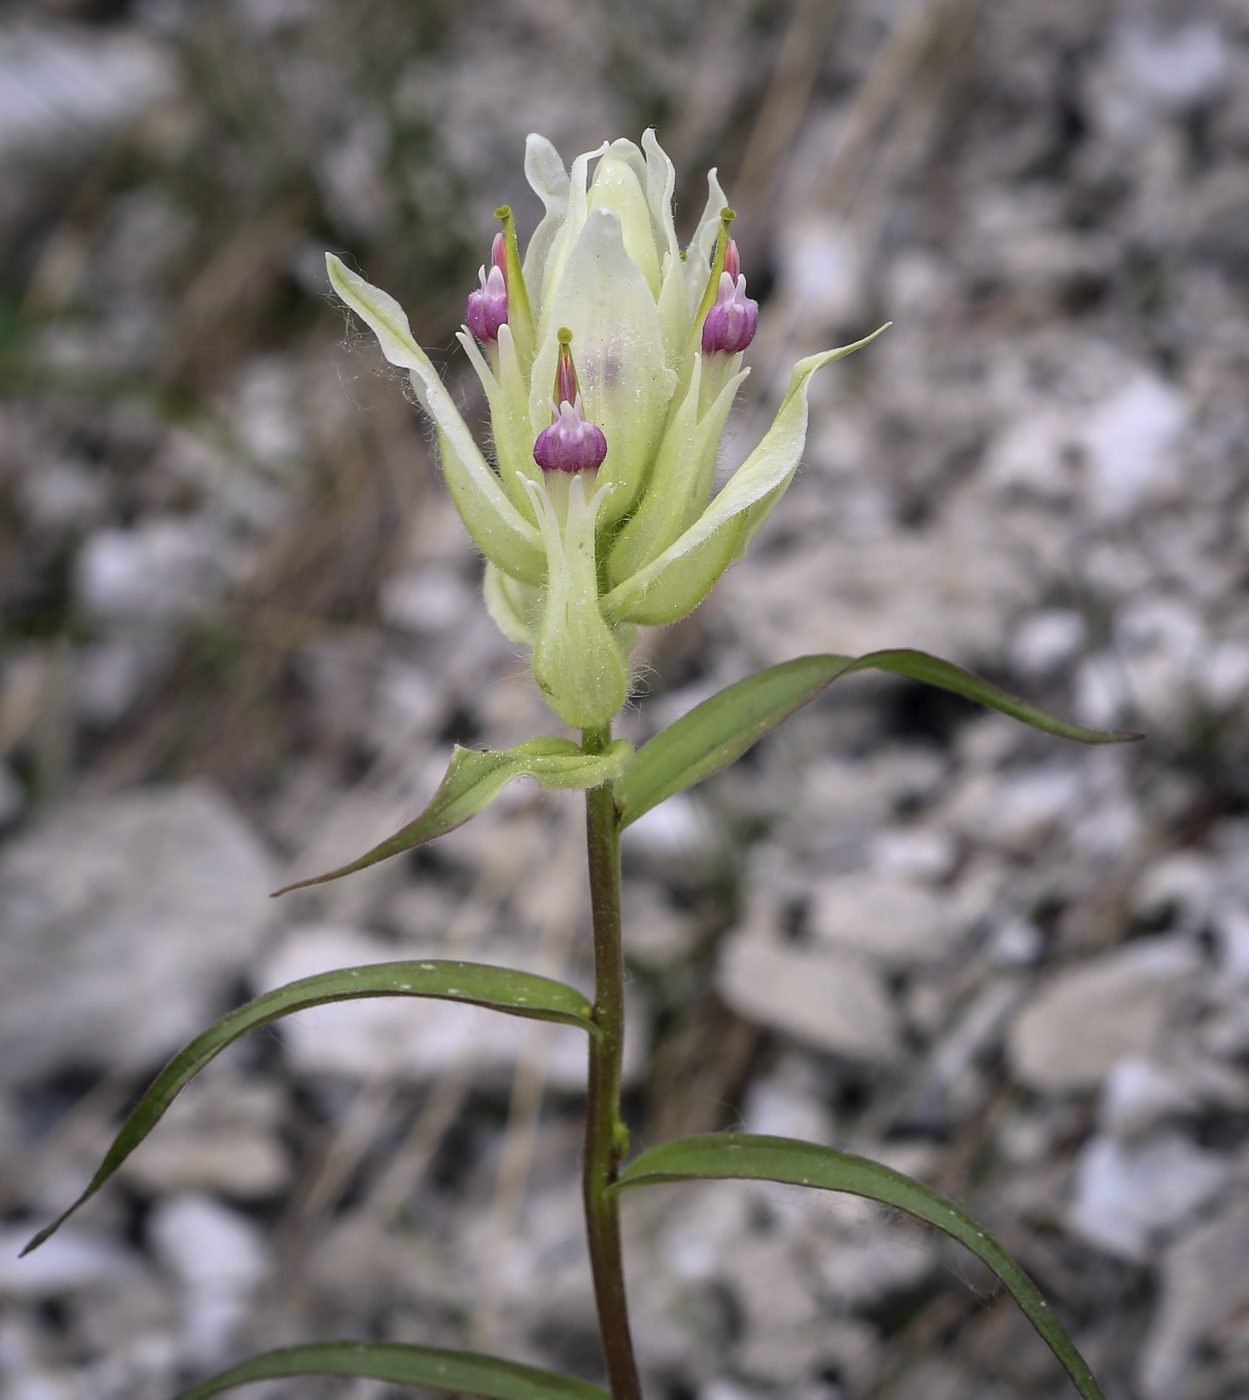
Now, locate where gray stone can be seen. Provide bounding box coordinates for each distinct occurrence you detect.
[1139,1193,1249,1400]
[1007,938,1198,1093]
[1066,1133,1229,1262]
[717,931,900,1064]
[0,783,276,1082]
[810,871,959,967]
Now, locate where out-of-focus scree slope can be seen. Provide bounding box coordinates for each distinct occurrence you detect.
[0,1,1247,1398]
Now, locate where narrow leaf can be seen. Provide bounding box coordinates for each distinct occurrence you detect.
[276,737,633,895]
[171,1341,610,1400]
[23,962,595,1255]
[617,649,1139,828]
[613,1134,1105,1400]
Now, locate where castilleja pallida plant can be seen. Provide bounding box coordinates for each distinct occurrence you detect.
[27,133,1133,1400]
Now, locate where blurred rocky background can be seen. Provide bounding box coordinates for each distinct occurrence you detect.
[1,0,1247,1397]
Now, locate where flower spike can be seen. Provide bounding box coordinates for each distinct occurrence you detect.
[533,329,608,474]
[327,132,885,731]
[466,233,509,343]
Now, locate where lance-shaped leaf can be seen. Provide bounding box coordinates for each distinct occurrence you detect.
[277,737,633,896]
[602,330,887,627]
[24,961,596,1255]
[326,254,545,585]
[171,1342,611,1400]
[613,1134,1105,1400]
[617,649,1140,829]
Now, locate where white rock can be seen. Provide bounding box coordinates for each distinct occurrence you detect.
[379,565,476,635]
[1115,595,1207,725]
[75,640,171,725]
[717,932,900,1064]
[1139,1194,1249,1400]
[774,216,863,328]
[1067,1134,1229,1263]
[1007,938,1198,1093]
[1134,849,1216,930]
[741,1056,834,1144]
[1079,376,1188,519]
[1073,650,1132,730]
[1099,1059,1194,1139]
[947,763,1083,851]
[620,792,715,861]
[809,872,958,967]
[149,1194,267,1367]
[121,1130,289,1200]
[75,517,231,623]
[0,783,276,1082]
[811,1212,935,1309]
[1010,609,1087,677]
[1200,640,1249,710]
[866,826,957,883]
[0,22,175,161]
[19,457,106,531]
[1215,905,1249,984]
[1113,22,1229,114]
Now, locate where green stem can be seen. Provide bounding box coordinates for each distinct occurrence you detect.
[581,722,642,1400]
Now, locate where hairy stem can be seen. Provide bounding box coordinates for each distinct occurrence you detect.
[581,722,642,1400]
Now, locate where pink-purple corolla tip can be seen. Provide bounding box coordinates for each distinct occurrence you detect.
[466,232,508,342]
[701,240,758,355]
[533,396,608,474]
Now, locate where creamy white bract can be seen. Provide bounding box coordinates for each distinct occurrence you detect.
[327,131,879,730]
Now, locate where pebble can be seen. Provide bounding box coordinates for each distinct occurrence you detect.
[0,783,276,1082]
[1007,939,1199,1093]
[717,931,900,1064]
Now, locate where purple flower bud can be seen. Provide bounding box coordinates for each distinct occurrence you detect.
[701,268,759,355]
[466,233,509,342]
[533,396,608,474]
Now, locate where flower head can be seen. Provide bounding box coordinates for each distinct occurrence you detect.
[325,132,885,730]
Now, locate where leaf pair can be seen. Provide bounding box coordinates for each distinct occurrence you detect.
[279,647,1138,900]
[274,737,633,896]
[162,1131,1106,1400]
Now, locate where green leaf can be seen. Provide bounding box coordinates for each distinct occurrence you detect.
[613,1134,1105,1400]
[276,737,633,895]
[170,1341,610,1400]
[617,649,1139,828]
[23,961,595,1256]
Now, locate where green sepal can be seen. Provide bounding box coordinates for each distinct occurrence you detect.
[23,962,597,1256]
[613,1134,1105,1400]
[169,1341,610,1400]
[617,648,1141,829]
[527,475,631,730]
[276,736,634,895]
[495,204,535,366]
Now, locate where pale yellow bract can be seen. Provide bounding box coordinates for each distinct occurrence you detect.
[327,131,883,730]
